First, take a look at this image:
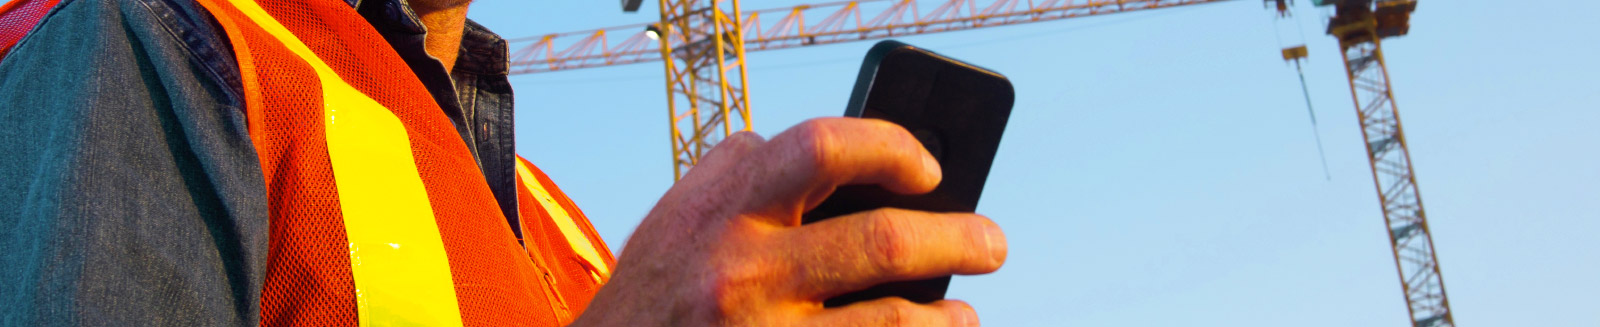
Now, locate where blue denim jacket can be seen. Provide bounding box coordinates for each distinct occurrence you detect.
[0,0,519,325]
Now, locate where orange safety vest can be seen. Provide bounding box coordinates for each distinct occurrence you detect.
[0,0,58,58]
[0,0,614,325]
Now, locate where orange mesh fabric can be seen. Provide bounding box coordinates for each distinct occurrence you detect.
[196,2,359,325]
[254,2,548,326]
[0,0,61,60]
[197,0,556,325]
[514,186,575,324]
[515,156,615,324]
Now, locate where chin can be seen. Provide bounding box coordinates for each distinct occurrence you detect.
[410,0,473,10]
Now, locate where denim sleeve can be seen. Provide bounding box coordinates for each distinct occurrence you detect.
[0,0,267,325]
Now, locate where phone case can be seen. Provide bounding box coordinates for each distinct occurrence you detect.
[802,40,1015,307]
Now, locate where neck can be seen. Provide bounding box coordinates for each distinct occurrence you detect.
[410,2,470,73]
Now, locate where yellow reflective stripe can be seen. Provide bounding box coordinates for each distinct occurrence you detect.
[516,161,611,281]
[222,1,463,326]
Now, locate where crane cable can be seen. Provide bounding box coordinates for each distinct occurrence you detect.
[1293,59,1331,181]
[1270,1,1331,180]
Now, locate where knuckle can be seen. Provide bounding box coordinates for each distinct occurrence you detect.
[863,118,917,146]
[790,119,838,170]
[705,258,764,318]
[864,210,916,276]
[877,298,917,326]
[725,130,765,148]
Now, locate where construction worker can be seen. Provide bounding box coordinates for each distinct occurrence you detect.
[0,0,1007,326]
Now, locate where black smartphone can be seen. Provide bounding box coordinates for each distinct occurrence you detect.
[801,40,1014,307]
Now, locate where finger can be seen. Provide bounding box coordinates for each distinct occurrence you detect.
[783,208,1005,299]
[739,118,941,217]
[804,298,979,327]
[676,131,765,186]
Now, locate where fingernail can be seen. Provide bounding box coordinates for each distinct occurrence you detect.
[922,153,942,184]
[985,223,1007,267]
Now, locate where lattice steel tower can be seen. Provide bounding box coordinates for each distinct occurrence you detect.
[648,0,753,179]
[1323,1,1453,326]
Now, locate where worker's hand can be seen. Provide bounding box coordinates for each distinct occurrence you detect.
[572,118,1006,326]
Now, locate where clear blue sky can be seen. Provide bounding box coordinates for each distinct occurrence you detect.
[465,1,1598,326]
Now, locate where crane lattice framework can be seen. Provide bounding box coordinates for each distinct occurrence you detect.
[519,0,1232,178]
[650,0,754,179]
[512,0,1222,178]
[1323,1,1453,326]
[514,0,1227,74]
[529,1,1452,326]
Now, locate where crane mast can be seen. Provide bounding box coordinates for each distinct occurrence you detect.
[652,0,754,179]
[1324,1,1453,326]
[525,1,1455,325]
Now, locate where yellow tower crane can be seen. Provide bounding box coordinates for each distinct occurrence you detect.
[517,0,1450,326]
[651,0,754,178]
[1322,1,1453,326]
